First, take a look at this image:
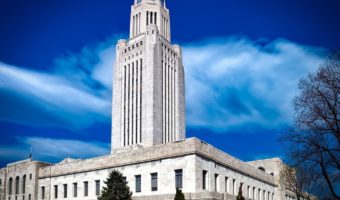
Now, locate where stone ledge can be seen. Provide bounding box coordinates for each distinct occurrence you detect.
[38,138,275,186]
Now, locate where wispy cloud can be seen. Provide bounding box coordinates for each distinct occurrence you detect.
[0,37,117,129]
[0,137,109,163]
[183,37,326,132]
[0,35,327,133]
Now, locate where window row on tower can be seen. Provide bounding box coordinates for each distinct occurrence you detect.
[161,43,177,144]
[146,11,157,26]
[122,58,143,146]
[132,12,141,37]
[161,14,169,39]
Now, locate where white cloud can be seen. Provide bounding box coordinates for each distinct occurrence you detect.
[0,38,117,129]
[0,137,109,162]
[183,37,326,131]
[0,35,327,133]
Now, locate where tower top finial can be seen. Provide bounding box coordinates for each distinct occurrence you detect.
[134,0,166,7]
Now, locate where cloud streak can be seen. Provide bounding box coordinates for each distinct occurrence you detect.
[0,38,117,129]
[0,35,327,133]
[0,137,109,163]
[183,37,326,132]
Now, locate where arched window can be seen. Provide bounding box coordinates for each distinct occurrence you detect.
[258,167,266,172]
[15,176,20,195]
[8,177,13,195]
[22,175,26,194]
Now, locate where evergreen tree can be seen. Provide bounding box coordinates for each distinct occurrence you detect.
[236,183,245,200]
[174,188,185,200]
[97,170,132,200]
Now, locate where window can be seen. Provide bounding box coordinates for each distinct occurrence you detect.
[0,179,2,185]
[225,177,229,193]
[84,182,88,197]
[73,183,77,197]
[151,173,157,191]
[214,174,219,192]
[22,175,26,194]
[258,167,265,172]
[28,194,31,200]
[8,178,13,195]
[41,187,45,199]
[63,184,67,198]
[135,175,141,193]
[15,176,19,195]
[253,187,256,200]
[95,180,100,196]
[232,179,236,195]
[22,196,25,200]
[29,174,32,180]
[54,185,58,199]
[175,169,183,189]
[202,170,207,190]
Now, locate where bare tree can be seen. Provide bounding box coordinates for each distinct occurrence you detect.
[279,164,316,200]
[281,52,340,199]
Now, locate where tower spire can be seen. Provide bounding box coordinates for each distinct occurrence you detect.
[130,0,170,41]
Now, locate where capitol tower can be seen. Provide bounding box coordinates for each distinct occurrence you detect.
[111,0,186,151]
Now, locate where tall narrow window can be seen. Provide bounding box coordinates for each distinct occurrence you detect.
[22,195,25,200]
[73,183,77,197]
[0,179,2,186]
[123,65,127,146]
[146,11,149,26]
[154,12,157,25]
[54,185,58,199]
[139,58,143,143]
[151,173,158,191]
[232,179,236,195]
[253,187,256,200]
[15,176,19,195]
[225,177,229,193]
[214,174,219,192]
[28,194,31,200]
[41,187,45,199]
[84,181,88,197]
[9,177,13,195]
[175,169,183,189]
[29,174,32,180]
[22,175,26,194]
[95,180,100,196]
[202,170,207,190]
[63,184,67,198]
[135,175,141,193]
[150,12,153,24]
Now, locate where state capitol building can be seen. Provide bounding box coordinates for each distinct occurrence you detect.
[0,1,297,200]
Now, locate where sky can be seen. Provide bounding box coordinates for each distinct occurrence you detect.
[0,0,339,167]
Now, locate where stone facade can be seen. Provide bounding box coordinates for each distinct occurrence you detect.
[1,138,282,200]
[0,160,51,200]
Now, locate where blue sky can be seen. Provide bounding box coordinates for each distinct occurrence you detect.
[0,0,339,167]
